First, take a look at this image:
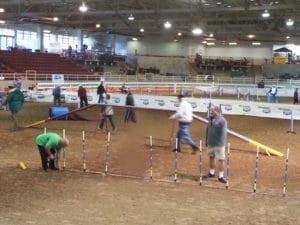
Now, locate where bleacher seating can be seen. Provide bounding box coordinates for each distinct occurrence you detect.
[0,50,92,75]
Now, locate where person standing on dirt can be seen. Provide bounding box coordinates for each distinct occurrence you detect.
[293,88,298,104]
[98,94,117,132]
[169,94,199,154]
[204,105,227,183]
[3,86,24,131]
[124,90,136,123]
[78,86,88,108]
[52,85,61,106]
[97,81,106,104]
[35,132,69,172]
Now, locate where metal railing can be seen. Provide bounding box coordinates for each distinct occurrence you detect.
[1,72,300,89]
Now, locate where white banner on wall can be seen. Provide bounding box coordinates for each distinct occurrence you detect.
[52,74,65,83]
[23,90,300,121]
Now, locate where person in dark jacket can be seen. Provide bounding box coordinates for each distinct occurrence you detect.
[3,87,24,131]
[293,88,298,104]
[97,81,106,104]
[124,90,136,123]
[78,86,88,107]
[52,85,61,106]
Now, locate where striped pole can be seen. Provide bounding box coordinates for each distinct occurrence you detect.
[174,138,178,182]
[199,140,203,186]
[104,132,111,175]
[253,146,259,193]
[226,143,231,189]
[62,129,66,170]
[149,136,153,179]
[282,148,290,197]
[82,131,87,172]
[44,127,47,133]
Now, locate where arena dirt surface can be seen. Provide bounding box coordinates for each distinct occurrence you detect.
[0,102,299,225]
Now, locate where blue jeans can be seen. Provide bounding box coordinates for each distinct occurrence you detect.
[98,94,104,104]
[176,123,198,150]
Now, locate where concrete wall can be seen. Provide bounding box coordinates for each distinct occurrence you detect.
[262,64,300,78]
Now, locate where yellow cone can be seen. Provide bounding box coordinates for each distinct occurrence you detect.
[19,161,27,170]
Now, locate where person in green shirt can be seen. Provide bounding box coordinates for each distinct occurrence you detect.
[3,86,24,131]
[36,133,69,172]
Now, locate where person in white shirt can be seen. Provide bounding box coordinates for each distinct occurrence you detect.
[169,94,199,154]
[98,94,116,133]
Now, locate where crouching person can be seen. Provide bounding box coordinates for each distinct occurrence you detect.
[36,132,69,172]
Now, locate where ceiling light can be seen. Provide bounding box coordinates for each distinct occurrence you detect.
[229,42,237,46]
[164,21,172,29]
[128,14,135,21]
[202,40,207,44]
[209,33,214,37]
[252,42,261,46]
[177,32,182,36]
[53,17,59,22]
[286,18,294,26]
[286,36,290,39]
[0,20,5,24]
[140,28,144,33]
[262,9,270,18]
[247,34,255,39]
[192,28,203,35]
[0,8,4,13]
[174,39,178,42]
[132,37,138,41]
[43,29,51,33]
[96,24,101,28]
[207,42,215,45]
[79,2,88,12]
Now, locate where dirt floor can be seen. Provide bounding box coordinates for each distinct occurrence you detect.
[0,102,299,225]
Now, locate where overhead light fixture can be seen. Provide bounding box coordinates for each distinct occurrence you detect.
[202,40,207,44]
[164,21,172,29]
[228,42,237,46]
[286,18,294,26]
[207,42,215,45]
[53,17,59,22]
[286,36,290,39]
[177,32,182,36]
[209,33,214,37]
[132,37,138,41]
[0,20,5,24]
[252,42,261,46]
[140,28,144,33]
[43,29,51,33]
[262,9,270,18]
[96,24,101,28]
[247,34,255,39]
[192,28,203,35]
[128,14,135,21]
[79,2,88,12]
[0,8,4,13]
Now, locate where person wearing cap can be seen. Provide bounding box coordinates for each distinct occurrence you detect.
[35,132,69,172]
[169,94,199,154]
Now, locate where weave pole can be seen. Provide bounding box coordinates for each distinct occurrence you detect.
[149,136,153,180]
[44,127,47,133]
[282,148,290,197]
[62,129,66,170]
[287,111,296,134]
[199,140,203,186]
[104,132,111,175]
[174,138,178,183]
[226,143,231,189]
[253,146,260,193]
[82,131,87,172]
